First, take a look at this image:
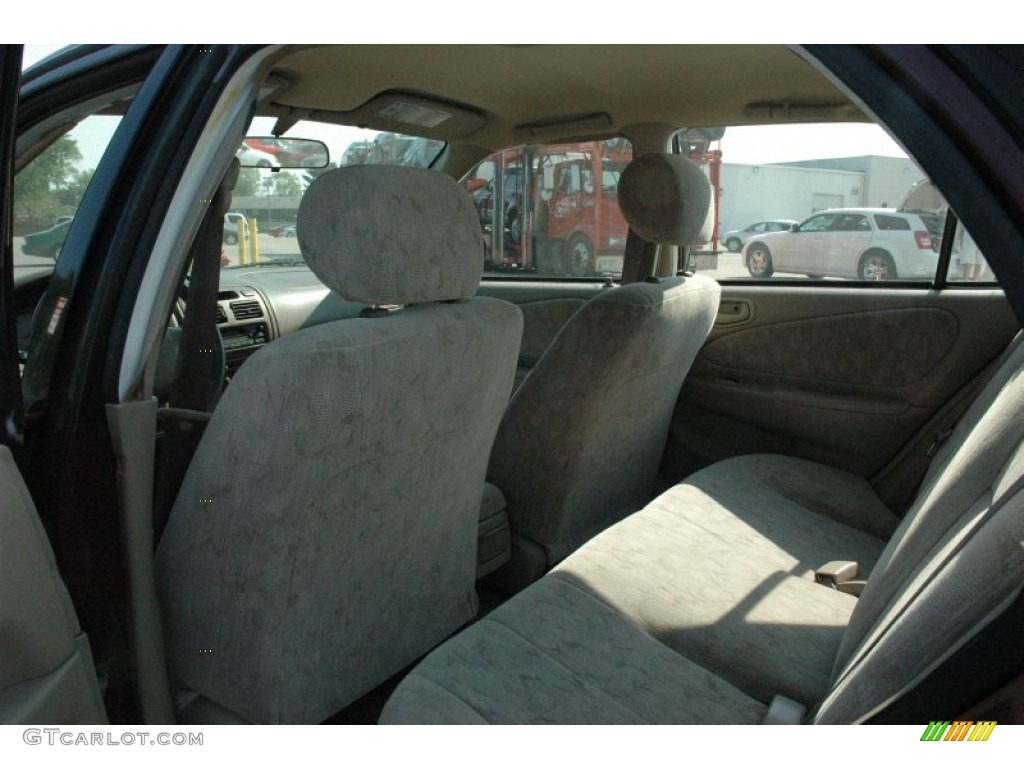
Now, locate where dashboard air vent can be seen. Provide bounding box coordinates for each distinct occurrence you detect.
[230,300,263,320]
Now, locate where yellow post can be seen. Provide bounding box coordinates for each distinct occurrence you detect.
[238,219,248,266]
[250,218,260,264]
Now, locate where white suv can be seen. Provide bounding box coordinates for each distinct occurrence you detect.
[743,207,942,280]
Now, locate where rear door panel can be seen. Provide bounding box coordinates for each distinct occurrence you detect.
[478,280,1018,502]
[662,285,1019,484]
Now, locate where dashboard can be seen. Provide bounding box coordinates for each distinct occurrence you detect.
[215,265,364,374]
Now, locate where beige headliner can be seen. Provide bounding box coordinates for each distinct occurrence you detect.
[265,45,865,152]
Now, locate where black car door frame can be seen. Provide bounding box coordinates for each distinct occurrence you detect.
[9,44,256,722]
[0,45,24,455]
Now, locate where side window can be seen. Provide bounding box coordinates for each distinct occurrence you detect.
[13,113,126,370]
[948,221,996,283]
[800,214,836,233]
[684,123,957,284]
[831,214,870,231]
[14,115,122,278]
[874,213,911,231]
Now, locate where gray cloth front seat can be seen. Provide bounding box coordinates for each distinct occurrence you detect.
[487,153,721,592]
[155,165,523,724]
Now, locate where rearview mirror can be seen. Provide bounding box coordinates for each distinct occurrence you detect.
[237,138,329,169]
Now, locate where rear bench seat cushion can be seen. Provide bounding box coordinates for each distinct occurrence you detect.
[552,459,894,706]
[381,454,900,722]
[683,453,900,542]
[379,576,767,724]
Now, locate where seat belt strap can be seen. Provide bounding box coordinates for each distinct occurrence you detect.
[170,184,231,411]
[154,166,236,541]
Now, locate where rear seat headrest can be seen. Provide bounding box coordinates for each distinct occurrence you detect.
[618,153,713,245]
[297,165,483,305]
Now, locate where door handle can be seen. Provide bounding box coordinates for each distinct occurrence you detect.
[715,299,753,326]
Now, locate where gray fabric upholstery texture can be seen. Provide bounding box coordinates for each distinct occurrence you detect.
[617,153,714,246]
[827,333,1024,701]
[0,447,83,690]
[383,456,891,722]
[156,298,522,724]
[818,445,1024,722]
[379,576,767,725]
[297,165,483,304]
[516,298,588,366]
[509,299,588,393]
[681,454,900,542]
[381,333,1024,725]
[488,274,721,575]
[700,308,959,388]
[548,462,890,707]
[0,447,107,724]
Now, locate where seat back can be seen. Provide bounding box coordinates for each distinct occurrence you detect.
[816,334,1024,722]
[0,447,107,724]
[155,165,522,723]
[488,153,720,589]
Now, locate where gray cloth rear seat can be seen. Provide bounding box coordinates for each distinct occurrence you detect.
[380,334,1024,724]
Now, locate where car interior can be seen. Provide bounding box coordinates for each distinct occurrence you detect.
[2,44,1023,727]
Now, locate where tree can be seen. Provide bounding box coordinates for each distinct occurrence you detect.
[59,168,95,209]
[233,168,262,197]
[15,136,83,198]
[270,172,303,197]
[14,135,86,227]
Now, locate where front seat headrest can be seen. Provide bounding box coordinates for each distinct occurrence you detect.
[618,153,713,245]
[297,165,483,305]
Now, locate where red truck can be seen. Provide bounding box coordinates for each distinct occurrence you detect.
[469,140,632,276]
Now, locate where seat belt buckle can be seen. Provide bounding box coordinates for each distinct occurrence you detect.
[815,560,866,597]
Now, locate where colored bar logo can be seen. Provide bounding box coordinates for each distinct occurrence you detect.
[920,721,997,741]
